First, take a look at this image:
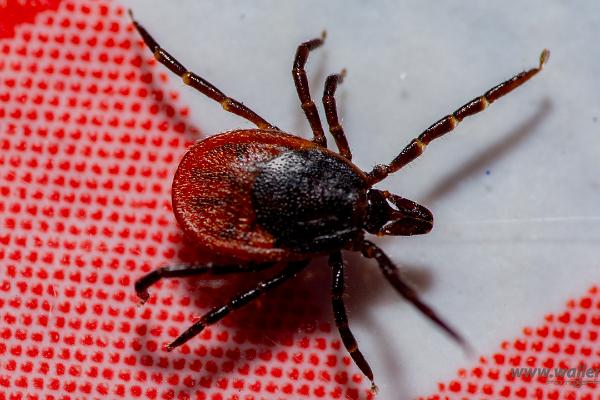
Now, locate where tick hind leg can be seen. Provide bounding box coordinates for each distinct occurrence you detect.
[135,263,274,305]
[165,260,310,351]
[367,49,550,184]
[360,240,471,353]
[330,252,376,392]
[293,33,328,146]
[129,11,277,130]
[323,71,352,159]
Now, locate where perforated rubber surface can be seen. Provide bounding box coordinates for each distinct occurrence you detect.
[423,286,600,400]
[0,1,372,398]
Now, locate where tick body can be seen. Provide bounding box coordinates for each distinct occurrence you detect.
[130,11,548,392]
[172,129,368,262]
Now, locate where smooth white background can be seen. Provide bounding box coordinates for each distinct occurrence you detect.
[122,1,600,398]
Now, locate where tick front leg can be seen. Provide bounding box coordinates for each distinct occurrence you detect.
[323,71,352,159]
[360,240,471,353]
[129,10,277,130]
[367,49,550,184]
[330,252,377,392]
[165,260,310,351]
[293,33,328,146]
[134,263,274,305]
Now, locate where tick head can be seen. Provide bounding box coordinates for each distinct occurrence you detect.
[364,189,433,236]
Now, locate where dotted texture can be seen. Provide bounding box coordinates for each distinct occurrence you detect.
[0,1,373,399]
[0,0,60,39]
[422,286,600,400]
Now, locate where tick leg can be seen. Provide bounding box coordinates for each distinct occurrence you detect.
[330,252,376,392]
[135,263,274,305]
[293,33,327,146]
[367,49,550,185]
[360,240,471,353]
[128,11,277,130]
[166,260,310,351]
[323,71,352,159]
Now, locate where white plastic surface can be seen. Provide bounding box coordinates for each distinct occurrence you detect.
[121,1,600,398]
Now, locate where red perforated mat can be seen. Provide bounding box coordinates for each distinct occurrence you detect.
[0,1,371,398]
[0,1,598,400]
[423,286,600,400]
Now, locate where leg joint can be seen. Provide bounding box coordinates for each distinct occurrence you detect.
[301,100,315,110]
[329,124,344,134]
[360,241,377,258]
[182,71,192,85]
[366,164,389,185]
[221,98,233,111]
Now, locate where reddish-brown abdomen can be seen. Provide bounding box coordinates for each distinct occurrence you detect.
[172,129,366,263]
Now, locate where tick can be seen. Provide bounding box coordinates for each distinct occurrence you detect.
[129,11,548,391]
